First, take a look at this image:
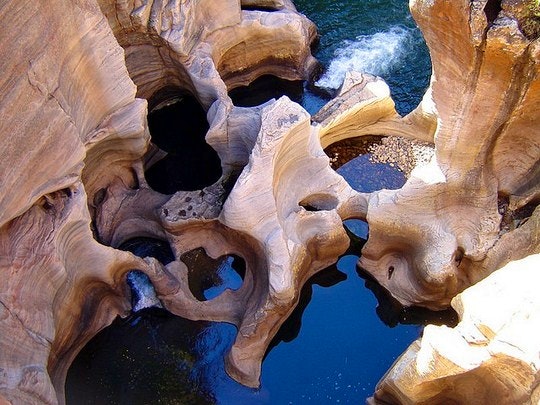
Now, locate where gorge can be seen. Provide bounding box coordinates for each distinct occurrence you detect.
[0,0,539,404]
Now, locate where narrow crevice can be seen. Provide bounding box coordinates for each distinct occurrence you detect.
[484,0,502,26]
[241,5,279,12]
[484,45,535,174]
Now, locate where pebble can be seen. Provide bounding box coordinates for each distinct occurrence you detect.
[368,136,434,177]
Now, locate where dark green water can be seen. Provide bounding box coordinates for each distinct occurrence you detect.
[66,1,440,404]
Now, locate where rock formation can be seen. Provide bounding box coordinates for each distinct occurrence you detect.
[368,253,540,405]
[0,0,538,404]
[351,0,540,310]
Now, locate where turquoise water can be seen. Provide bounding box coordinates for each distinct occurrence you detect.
[298,0,431,115]
[66,1,439,404]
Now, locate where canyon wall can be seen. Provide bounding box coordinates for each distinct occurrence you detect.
[0,0,538,404]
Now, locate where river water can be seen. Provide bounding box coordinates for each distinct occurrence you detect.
[66,1,446,404]
[299,0,431,115]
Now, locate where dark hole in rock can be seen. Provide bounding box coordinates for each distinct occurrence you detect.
[118,236,175,265]
[453,247,464,267]
[325,136,406,193]
[484,0,502,25]
[93,188,106,207]
[356,266,459,328]
[118,237,176,311]
[228,75,304,107]
[299,193,339,212]
[61,187,72,198]
[181,247,246,302]
[241,5,280,12]
[144,93,222,194]
[513,198,539,223]
[130,168,140,190]
[499,195,538,233]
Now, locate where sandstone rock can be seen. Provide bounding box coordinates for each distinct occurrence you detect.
[0,0,320,402]
[355,0,540,309]
[0,0,538,403]
[368,254,540,405]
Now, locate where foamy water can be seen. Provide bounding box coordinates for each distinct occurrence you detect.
[315,25,413,90]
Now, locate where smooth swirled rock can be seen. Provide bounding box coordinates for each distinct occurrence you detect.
[0,0,539,403]
[368,253,540,405]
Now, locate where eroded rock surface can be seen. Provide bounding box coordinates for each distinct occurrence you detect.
[354,0,540,309]
[0,0,538,404]
[368,253,540,405]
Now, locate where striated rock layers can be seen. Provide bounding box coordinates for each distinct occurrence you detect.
[0,0,538,404]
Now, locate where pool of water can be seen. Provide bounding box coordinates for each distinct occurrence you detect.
[66,1,440,404]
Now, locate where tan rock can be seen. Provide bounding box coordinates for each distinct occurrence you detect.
[0,0,538,403]
[353,0,540,309]
[368,254,540,405]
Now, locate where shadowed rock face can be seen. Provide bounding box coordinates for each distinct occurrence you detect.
[0,1,538,404]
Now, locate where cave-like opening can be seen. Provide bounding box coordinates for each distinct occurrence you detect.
[181,247,246,302]
[144,91,222,194]
[228,75,304,107]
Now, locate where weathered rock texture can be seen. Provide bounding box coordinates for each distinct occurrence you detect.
[352,0,540,310]
[0,0,538,404]
[368,253,540,405]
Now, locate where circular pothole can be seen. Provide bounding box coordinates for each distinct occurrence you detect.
[181,247,246,302]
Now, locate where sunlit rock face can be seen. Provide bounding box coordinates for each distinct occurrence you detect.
[0,0,538,404]
[355,0,540,310]
[368,253,540,405]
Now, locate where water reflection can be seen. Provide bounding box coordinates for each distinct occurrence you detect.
[65,308,216,404]
[358,267,459,328]
[181,247,246,302]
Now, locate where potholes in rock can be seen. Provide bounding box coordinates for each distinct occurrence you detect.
[228,75,304,107]
[66,242,249,404]
[144,92,222,194]
[181,247,246,301]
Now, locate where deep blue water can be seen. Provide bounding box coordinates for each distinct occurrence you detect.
[65,1,440,404]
